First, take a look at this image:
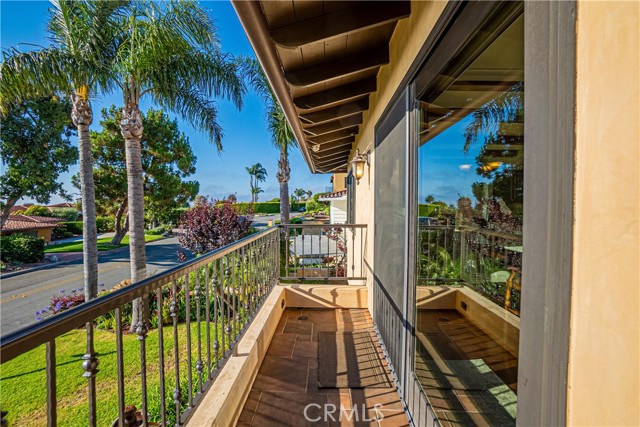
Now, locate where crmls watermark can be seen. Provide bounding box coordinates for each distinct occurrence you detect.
[304,403,385,423]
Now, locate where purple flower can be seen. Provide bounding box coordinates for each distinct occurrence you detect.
[36,316,42,321]
[59,289,65,294]
[54,301,63,311]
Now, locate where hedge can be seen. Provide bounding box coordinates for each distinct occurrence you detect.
[418,203,441,217]
[61,216,115,235]
[223,202,305,215]
[1,234,45,263]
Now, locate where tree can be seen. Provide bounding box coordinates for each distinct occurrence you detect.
[425,195,436,204]
[1,1,127,301]
[113,1,244,328]
[245,163,267,203]
[0,97,77,228]
[244,60,296,223]
[178,198,253,255]
[78,106,199,245]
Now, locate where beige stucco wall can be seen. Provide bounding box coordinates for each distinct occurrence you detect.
[332,172,347,192]
[568,1,640,425]
[348,0,448,313]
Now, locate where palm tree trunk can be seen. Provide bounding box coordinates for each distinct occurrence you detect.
[0,196,19,229]
[121,105,147,331]
[110,200,128,245]
[72,97,98,301]
[276,146,291,224]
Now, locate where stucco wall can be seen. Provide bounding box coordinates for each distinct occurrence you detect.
[349,0,448,313]
[332,173,347,192]
[568,1,640,425]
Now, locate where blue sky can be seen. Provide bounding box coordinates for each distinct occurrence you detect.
[1,0,331,204]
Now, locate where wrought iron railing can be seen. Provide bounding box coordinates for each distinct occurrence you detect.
[418,225,523,314]
[0,223,369,426]
[0,227,279,427]
[279,224,367,281]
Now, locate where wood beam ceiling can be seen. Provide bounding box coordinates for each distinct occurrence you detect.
[270,1,410,48]
[285,47,389,87]
[303,114,363,137]
[307,129,357,145]
[300,99,369,126]
[293,78,376,110]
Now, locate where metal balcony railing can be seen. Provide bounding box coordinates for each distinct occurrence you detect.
[0,224,368,426]
[0,227,279,427]
[279,224,367,281]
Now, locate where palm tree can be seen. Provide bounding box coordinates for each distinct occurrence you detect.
[294,188,307,202]
[251,186,264,202]
[112,1,244,328]
[244,60,296,223]
[0,0,127,301]
[246,162,267,202]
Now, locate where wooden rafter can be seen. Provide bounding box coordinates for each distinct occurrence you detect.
[300,99,369,126]
[293,78,376,110]
[303,114,363,137]
[270,1,410,48]
[285,47,389,87]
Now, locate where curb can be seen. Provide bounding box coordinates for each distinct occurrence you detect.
[0,236,170,279]
[0,257,82,279]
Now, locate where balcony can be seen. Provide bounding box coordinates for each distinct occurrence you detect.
[0,224,405,427]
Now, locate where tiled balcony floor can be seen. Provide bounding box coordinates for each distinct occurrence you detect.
[414,309,518,427]
[238,308,409,427]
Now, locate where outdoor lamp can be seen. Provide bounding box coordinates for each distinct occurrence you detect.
[351,149,370,184]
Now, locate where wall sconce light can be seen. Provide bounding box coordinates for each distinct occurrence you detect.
[351,149,370,184]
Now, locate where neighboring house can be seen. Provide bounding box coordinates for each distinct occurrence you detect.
[1,215,63,242]
[318,190,347,224]
[236,1,639,426]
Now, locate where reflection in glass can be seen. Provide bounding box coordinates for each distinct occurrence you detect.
[414,14,523,427]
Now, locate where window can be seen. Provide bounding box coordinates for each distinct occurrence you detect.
[413,11,523,426]
[346,172,355,224]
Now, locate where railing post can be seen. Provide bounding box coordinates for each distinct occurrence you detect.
[82,322,99,427]
[169,280,181,426]
[46,340,57,427]
[136,308,149,427]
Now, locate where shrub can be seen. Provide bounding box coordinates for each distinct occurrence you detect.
[23,205,52,216]
[96,216,114,232]
[49,207,80,221]
[52,224,68,240]
[290,217,303,224]
[61,221,83,234]
[225,202,305,214]
[306,193,329,214]
[1,234,45,263]
[35,288,86,320]
[147,225,170,235]
[179,199,253,255]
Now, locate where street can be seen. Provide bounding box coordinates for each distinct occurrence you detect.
[0,214,296,336]
[0,236,191,336]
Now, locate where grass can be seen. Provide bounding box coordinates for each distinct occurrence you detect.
[45,234,165,253]
[0,322,231,426]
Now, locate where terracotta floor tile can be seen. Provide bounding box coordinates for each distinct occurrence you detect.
[350,388,404,411]
[237,390,261,424]
[283,320,314,335]
[375,410,410,427]
[252,356,309,393]
[251,391,328,427]
[266,333,296,357]
[294,340,319,358]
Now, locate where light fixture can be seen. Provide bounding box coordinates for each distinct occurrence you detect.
[351,148,370,184]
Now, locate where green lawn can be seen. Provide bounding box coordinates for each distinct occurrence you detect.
[0,322,229,426]
[45,234,165,253]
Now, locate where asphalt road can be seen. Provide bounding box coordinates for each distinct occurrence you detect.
[0,236,192,336]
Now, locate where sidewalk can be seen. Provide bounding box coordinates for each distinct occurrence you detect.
[47,232,114,246]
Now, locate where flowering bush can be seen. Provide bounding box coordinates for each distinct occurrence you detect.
[322,227,347,277]
[178,198,253,255]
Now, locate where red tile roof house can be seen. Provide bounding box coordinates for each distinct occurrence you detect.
[1,215,63,243]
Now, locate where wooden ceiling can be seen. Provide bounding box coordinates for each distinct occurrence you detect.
[233,1,411,173]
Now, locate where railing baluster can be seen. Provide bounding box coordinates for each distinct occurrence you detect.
[115,308,125,427]
[233,250,239,341]
[136,298,149,427]
[184,271,193,409]
[45,340,56,427]
[82,322,99,427]
[205,262,212,380]
[156,288,166,427]
[170,279,181,426]
[195,267,204,393]
[213,259,220,372]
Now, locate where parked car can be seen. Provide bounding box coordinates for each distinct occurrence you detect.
[298,207,306,212]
